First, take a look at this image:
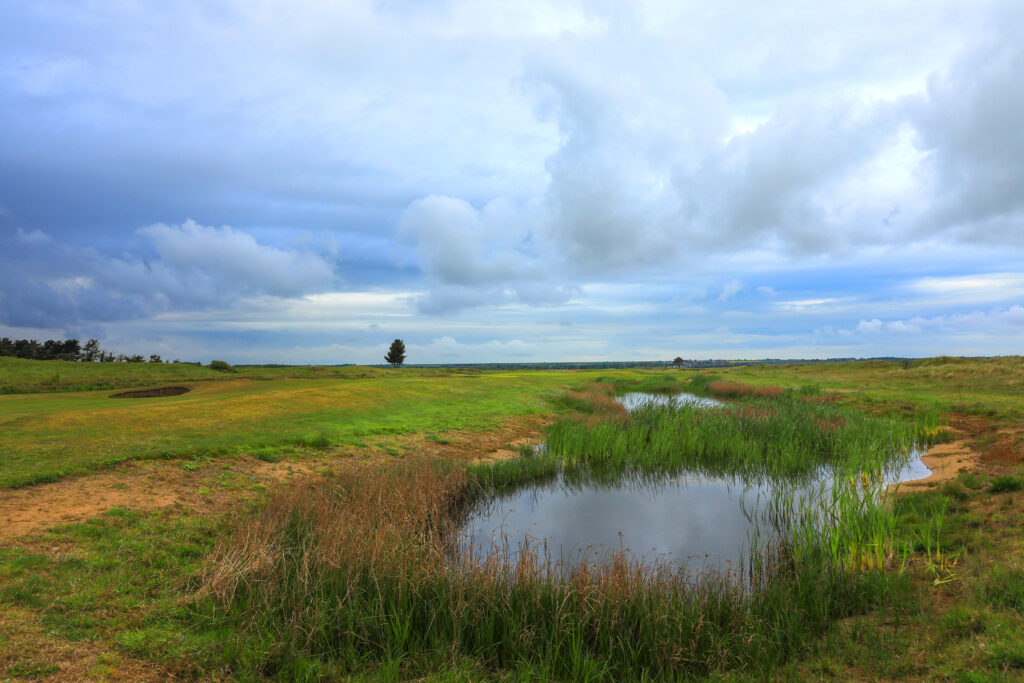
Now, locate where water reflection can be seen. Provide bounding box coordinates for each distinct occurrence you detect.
[616,391,723,411]
[456,451,930,574]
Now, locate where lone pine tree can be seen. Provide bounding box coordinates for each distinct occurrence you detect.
[385,339,406,367]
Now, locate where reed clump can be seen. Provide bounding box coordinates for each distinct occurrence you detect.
[545,393,927,480]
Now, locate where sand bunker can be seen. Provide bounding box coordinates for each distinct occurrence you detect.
[110,386,191,398]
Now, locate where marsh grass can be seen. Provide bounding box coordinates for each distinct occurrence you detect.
[197,458,914,680]
[545,393,928,480]
[707,380,785,398]
[195,389,944,679]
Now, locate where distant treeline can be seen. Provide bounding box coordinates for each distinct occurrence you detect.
[0,337,190,364]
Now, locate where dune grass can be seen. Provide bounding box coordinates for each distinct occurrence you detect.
[684,355,1024,422]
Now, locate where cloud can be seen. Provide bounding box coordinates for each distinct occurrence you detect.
[398,195,574,312]
[885,319,922,334]
[856,319,883,334]
[15,227,50,244]
[410,336,538,361]
[0,220,336,329]
[844,305,1024,340]
[718,279,743,301]
[909,5,1024,245]
[138,220,334,299]
[907,273,1024,304]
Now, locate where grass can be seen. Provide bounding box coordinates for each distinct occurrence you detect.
[191,459,917,680]
[677,355,1024,423]
[0,366,595,488]
[181,385,954,679]
[545,389,930,480]
[1,357,1023,679]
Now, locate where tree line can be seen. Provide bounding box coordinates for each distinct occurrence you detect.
[0,337,181,364]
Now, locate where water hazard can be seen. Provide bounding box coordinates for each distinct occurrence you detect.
[456,392,931,573]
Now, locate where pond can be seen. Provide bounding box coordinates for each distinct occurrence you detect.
[455,392,931,574]
[616,391,723,410]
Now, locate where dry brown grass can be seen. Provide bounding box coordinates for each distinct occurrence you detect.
[708,380,784,398]
[199,460,466,611]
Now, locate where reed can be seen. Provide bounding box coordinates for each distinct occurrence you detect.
[545,393,927,480]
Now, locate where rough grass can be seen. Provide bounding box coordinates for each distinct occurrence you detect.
[0,356,421,394]
[706,380,785,398]
[690,355,1024,423]
[194,459,913,681]
[0,368,591,488]
[3,358,1024,679]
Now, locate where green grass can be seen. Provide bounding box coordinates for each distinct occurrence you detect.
[545,392,928,479]
[182,385,954,679]
[990,475,1024,494]
[680,356,1024,423]
[0,508,226,677]
[2,357,1024,680]
[192,458,923,681]
[0,367,599,488]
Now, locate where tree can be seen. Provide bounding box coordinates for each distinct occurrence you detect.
[82,339,101,362]
[672,357,684,368]
[385,339,406,367]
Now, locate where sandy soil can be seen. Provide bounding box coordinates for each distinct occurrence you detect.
[898,439,980,490]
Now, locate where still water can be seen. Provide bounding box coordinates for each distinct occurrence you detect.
[616,391,723,410]
[456,392,931,572]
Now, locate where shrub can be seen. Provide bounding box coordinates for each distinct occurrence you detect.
[208,360,233,372]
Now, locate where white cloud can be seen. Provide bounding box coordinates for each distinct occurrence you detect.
[778,298,840,311]
[398,195,574,313]
[856,319,884,334]
[15,228,50,244]
[718,279,743,301]
[907,273,1024,304]
[0,220,338,329]
[885,319,922,334]
[138,219,335,298]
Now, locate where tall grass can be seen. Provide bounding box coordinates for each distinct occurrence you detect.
[193,389,944,679]
[196,459,913,680]
[545,393,926,480]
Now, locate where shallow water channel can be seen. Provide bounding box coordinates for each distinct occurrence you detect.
[456,392,931,574]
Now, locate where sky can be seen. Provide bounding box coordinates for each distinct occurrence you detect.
[1,0,1022,364]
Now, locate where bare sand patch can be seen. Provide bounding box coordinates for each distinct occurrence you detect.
[898,439,980,490]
